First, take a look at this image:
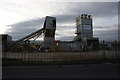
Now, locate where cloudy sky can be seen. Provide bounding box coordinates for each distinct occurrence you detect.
[0,0,119,41]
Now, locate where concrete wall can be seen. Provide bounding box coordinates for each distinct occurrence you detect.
[2,51,120,61]
[0,34,12,52]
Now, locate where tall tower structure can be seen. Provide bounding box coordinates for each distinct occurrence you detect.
[43,16,56,43]
[42,16,56,49]
[73,14,93,41]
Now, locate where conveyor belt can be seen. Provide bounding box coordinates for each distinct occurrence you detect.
[16,28,45,43]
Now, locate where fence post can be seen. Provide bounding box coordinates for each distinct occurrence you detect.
[114,40,118,58]
[103,40,106,59]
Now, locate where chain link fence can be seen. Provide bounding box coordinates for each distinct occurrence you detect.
[2,41,120,61]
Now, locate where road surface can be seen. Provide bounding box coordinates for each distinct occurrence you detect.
[2,63,120,79]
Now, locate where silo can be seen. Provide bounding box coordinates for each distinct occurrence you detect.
[73,14,93,41]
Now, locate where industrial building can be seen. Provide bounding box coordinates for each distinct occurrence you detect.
[0,14,99,52]
[55,14,99,52]
[73,14,99,50]
[0,34,12,52]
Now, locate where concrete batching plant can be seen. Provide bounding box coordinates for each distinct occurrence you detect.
[0,14,99,52]
[73,14,93,41]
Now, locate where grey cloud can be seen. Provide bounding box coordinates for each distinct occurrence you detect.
[55,33,61,36]
[94,30,118,36]
[54,14,76,24]
[7,28,39,40]
[11,17,45,29]
[93,24,118,30]
[5,2,118,41]
[57,25,75,30]
[56,36,75,41]
[56,25,75,36]
[93,29,118,41]
[54,2,118,24]
[6,17,45,40]
[68,2,118,18]
[93,24,118,41]
[95,35,118,41]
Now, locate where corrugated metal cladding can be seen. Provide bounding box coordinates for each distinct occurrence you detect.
[44,37,55,43]
[42,16,56,49]
[57,41,86,52]
[45,16,56,30]
[44,29,55,37]
[44,17,56,43]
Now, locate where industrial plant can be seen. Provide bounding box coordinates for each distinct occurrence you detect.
[1,14,99,53]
